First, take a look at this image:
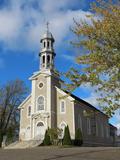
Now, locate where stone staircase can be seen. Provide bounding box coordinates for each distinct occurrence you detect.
[5,140,42,149]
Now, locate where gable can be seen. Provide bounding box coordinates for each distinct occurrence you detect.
[55,87,75,102]
[56,87,108,118]
[18,95,31,109]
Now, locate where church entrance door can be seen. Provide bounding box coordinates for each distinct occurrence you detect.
[35,122,45,140]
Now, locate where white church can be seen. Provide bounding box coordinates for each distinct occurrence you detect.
[18,25,116,146]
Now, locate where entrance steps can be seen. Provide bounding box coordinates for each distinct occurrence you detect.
[4,140,42,149]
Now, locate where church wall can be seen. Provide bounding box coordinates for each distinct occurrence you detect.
[30,73,51,137]
[32,74,47,113]
[56,90,75,139]
[19,97,31,141]
[50,76,61,128]
[74,101,113,146]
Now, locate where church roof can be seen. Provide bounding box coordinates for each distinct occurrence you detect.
[63,90,109,118]
[40,31,55,42]
[56,86,108,117]
[18,94,31,109]
[71,93,108,117]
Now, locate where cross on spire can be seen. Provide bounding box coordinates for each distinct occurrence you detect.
[46,21,49,32]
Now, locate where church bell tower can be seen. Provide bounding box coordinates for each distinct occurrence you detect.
[39,23,56,71]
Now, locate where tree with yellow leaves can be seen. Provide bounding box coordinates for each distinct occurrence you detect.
[65,0,120,117]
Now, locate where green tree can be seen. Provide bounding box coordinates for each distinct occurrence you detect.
[65,0,120,117]
[0,79,27,147]
[48,128,62,145]
[43,129,51,145]
[74,128,83,146]
[63,125,71,145]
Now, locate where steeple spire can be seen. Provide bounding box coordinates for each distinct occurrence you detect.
[46,21,49,32]
[39,24,55,71]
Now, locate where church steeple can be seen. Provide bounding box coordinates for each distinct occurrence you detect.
[39,23,56,71]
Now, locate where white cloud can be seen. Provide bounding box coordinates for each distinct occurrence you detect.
[114,109,120,122]
[62,54,75,62]
[0,0,92,53]
[83,92,99,107]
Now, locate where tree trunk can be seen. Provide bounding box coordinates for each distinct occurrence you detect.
[0,131,3,148]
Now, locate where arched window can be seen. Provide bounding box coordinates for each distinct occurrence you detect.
[78,114,82,131]
[42,55,45,64]
[59,122,67,138]
[47,55,50,64]
[60,100,66,113]
[106,126,109,138]
[96,121,98,136]
[47,41,50,48]
[44,41,46,48]
[37,96,44,111]
[87,118,91,135]
[28,106,31,117]
[37,122,44,127]
[51,42,53,47]
[101,124,104,137]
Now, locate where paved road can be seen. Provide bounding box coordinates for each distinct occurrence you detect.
[0,147,120,160]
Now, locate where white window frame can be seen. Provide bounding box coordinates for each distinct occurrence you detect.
[37,81,44,89]
[78,114,82,132]
[27,106,31,118]
[59,121,67,139]
[101,124,104,137]
[106,126,109,138]
[96,121,98,136]
[36,121,45,127]
[36,96,45,112]
[87,118,91,135]
[60,100,66,114]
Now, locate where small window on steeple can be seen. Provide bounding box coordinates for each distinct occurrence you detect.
[47,41,50,48]
[43,56,45,64]
[47,55,50,64]
[51,42,53,47]
[44,42,46,48]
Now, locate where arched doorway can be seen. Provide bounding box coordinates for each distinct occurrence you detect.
[25,126,31,140]
[59,122,67,139]
[35,122,45,140]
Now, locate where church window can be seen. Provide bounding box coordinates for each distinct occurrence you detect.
[60,100,66,113]
[44,41,46,48]
[37,122,44,127]
[28,106,31,117]
[47,41,50,48]
[87,118,91,135]
[106,126,109,138]
[51,42,53,47]
[78,114,82,131]
[39,82,44,89]
[47,55,50,64]
[96,121,98,136]
[43,56,45,64]
[59,122,67,139]
[37,96,45,111]
[101,124,104,137]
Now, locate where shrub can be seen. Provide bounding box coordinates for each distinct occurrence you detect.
[74,128,83,146]
[63,125,71,145]
[43,129,51,145]
[48,128,61,145]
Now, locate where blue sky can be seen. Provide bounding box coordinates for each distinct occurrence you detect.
[0,0,119,129]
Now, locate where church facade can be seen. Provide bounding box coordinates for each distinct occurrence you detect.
[19,27,116,146]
